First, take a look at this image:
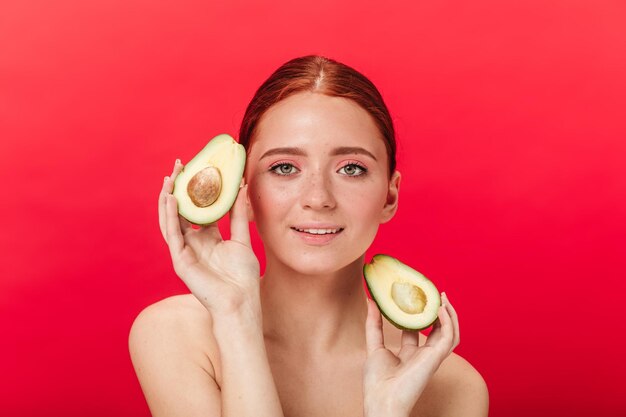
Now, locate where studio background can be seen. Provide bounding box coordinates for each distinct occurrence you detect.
[1,0,624,416]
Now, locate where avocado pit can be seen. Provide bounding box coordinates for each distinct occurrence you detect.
[391,281,427,314]
[187,166,222,207]
[364,254,441,330]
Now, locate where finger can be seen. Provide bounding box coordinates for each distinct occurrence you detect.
[179,214,193,235]
[171,158,184,180]
[159,160,185,241]
[442,292,460,350]
[159,175,169,241]
[401,329,419,347]
[436,305,454,353]
[161,175,194,240]
[424,305,453,353]
[165,194,185,256]
[164,160,184,196]
[365,298,385,355]
[229,181,251,247]
[424,309,442,347]
[201,221,223,242]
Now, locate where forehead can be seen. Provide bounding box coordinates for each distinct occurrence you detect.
[249,92,386,157]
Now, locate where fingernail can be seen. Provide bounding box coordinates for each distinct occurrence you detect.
[176,158,181,165]
[164,176,169,182]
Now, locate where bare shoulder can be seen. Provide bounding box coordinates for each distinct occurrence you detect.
[129,293,217,376]
[128,294,222,417]
[418,349,490,417]
[382,323,488,417]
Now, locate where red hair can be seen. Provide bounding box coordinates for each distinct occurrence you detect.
[238,55,397,177]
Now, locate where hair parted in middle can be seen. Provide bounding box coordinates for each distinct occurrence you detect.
[238,55,397,178]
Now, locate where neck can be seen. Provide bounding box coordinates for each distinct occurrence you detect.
[260,252,369,356]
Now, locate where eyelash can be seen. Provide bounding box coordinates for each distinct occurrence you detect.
[268,161,368,177]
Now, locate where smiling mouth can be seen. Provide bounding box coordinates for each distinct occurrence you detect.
[290,227,345,235]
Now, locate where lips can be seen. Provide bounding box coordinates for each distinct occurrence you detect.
[290,226,344,245]
[289,223,345,246]
[291,226,344,235]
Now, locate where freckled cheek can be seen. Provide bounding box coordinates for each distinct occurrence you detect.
[344,188,386,225]
[247,182,294,220]
[343,185,387,228]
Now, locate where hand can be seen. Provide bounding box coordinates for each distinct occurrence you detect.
[363,292,460,417]
[158,159,261,316]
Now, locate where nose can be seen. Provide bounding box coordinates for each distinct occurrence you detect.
[300,170,337,210]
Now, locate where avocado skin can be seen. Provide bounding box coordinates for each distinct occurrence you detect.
[172,134,246,226]
[363,254,441,332]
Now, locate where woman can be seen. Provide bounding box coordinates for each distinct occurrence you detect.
[129,55,489,417]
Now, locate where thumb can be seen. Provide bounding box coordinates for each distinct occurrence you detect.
[229,182,251,247]
[365,298,385,355]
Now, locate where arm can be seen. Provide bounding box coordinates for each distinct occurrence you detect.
[129,302,222,417]
[129,299,284,417]
[130,159,284,417]
[211,302,284,417]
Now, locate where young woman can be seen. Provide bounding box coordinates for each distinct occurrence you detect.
[129,55,489,417]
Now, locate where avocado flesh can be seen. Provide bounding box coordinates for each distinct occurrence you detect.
[173,134,246,225]
[363,254,441,331]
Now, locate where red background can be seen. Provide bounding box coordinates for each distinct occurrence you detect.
[1,0,625,416]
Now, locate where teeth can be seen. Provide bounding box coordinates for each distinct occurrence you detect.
[294,227,342,235]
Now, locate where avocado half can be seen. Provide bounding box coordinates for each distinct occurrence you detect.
[363,254,441,331]
[172,133,246,225]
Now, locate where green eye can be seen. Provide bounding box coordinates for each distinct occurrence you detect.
[338,163,367,176]
[270,163,298,176]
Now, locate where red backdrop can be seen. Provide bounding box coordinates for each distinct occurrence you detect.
[1,0,625,416]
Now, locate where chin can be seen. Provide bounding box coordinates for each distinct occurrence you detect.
[281,249,364,276]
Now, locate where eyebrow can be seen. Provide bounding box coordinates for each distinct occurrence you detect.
[259,146,377,161]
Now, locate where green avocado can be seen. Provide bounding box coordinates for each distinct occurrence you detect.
[172,133,246,225]
[363,254,441,331]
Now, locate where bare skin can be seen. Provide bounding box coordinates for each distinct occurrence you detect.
[129,92,489,417]
[131,294,487,417]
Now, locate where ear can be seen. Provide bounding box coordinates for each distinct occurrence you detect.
[380,170,401,224]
